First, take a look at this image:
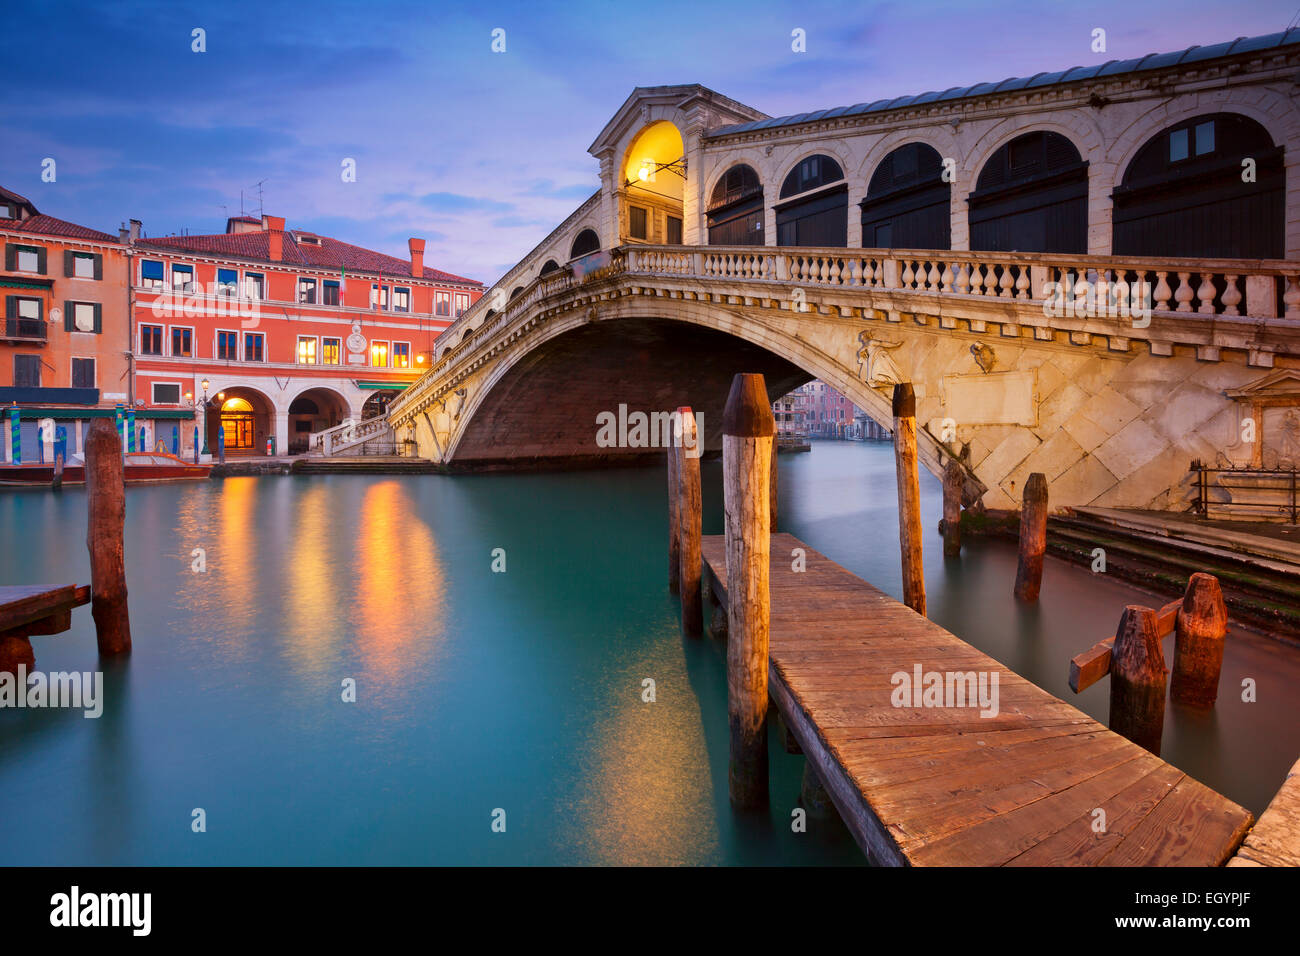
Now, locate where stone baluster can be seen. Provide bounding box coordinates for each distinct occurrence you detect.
[1196,274,1218,315]
[1153,271,1171,311]
[1221,275,1241,316]
[1014,265,1030,300]
[1285,275,1300,319]
[873,260,883,289]
[941,261,955,293]
[901,260,915,290]
[1114,273,1130,319]
[955,262,970,295]
[969,263,984,296]
[998,264,1014,298]
[926,261,940,292]
[1174,272,1194,312]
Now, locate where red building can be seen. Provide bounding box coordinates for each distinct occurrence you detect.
[132,214,482,456]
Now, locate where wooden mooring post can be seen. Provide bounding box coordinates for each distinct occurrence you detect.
[1171,572,1227,708]
[667,428,681,595]
[85,418,131,656]
[676,407,703,639]
[1013,472,1048,602]
[1109,605,1166,755]
[723,373,773,810]
[892,383,925,616]
[941,458,962,557]
[769,443,779,532]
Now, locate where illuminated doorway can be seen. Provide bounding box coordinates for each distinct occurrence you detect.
[220,396,256,450]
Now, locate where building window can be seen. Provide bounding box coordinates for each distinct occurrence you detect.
[171,327,192,357]
[172,263,194,292]
[141,324,164,355]
[152,381,181,404]
[393,288,410,312]
[15,297,41,321]
[72,357,95,389]
[244,272,264,299]
[321,337,340,365]
[1195,121,1215,155]
[244,332,264,362]
[13,354,40,387]
[141,260,164,291]
[629,205,648,240]
[393,342,410,368]
[298,278,317,304]
[217,268,238,295]
[297,336,317,364]
[14,245,41,273]
[454,292,469,316]
[72,252,96,279]
[323,280,340,306]
[666,215,683,245]
[71,302,97,333]
[371,340,389,367]
[217,330,238,360]
[434,292,450,316]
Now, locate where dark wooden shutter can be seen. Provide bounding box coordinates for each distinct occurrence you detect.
[5,296,15,319]
[35,247,47,274]
[93,302,102,333]
[65,300,74,331]
[65,250,76,277]
[93,254,103,279]
[3,245,14,271]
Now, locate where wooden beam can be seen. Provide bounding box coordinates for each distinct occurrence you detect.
[1069,600,1181,693]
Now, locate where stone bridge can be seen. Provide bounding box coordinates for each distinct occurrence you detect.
[385,32,1300,512]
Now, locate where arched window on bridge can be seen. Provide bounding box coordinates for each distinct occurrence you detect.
[860,143,950,250]
[570,229,600,259]
[968,131,1087,253]
[539,259,560,276]
[707,164,764,246]
[509,286,524,301]
[1113,113,1284,260]
[775,154,847,247]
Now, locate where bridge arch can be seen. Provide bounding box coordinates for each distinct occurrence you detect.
[620,120,686,244]
[968,128,1090,253]
[439,296,950,483]
[860,142,951,250]
[569,228,601,259]
[539,259,561,275]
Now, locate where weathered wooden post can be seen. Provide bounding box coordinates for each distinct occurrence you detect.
[707,584,727,640]
[1171,573,1227,708]
[52,450,64,491]
[677,406,703,638]
[941,458,963,557]
[770,443,779,531]
[724,373,773,809]
[1110,605,1166,755]
[84,418,131,656]
[1013,472,1048,602]
[892,383,926,616]
[667,419,681,595]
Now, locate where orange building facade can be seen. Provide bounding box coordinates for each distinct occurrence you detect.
[132,214,482,456]
[1,187,146,462]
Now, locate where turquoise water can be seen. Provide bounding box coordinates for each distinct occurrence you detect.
[1,441,1297,865]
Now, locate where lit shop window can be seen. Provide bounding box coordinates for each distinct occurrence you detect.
[370,341,389,367]
[392,342,410,368]
[321,337,340,365]
[297,336,317,364]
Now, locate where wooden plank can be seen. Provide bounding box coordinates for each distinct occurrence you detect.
[1229,756,1300,867]
[702,534,1254,867]
[0,584,77,633]
[1069,600,1181,692]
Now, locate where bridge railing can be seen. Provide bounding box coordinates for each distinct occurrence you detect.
[389,242,1300,427]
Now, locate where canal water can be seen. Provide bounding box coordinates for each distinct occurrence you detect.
[1,441,1297,865]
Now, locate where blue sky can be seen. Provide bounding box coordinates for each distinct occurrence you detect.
[2,0,1297,284]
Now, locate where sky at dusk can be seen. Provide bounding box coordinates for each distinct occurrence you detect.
[2,0,1298,285]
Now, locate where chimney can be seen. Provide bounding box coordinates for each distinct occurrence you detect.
[408,238,425,278]
[119,222,128,242]
[129,219,141,242]
[265,215,286,261]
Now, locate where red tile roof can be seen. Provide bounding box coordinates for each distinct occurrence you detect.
[0,212,119,244]
[137,229,481,286]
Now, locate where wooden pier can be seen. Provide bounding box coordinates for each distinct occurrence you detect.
[700,533,1254,866]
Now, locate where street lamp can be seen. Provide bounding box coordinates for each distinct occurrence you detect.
[200,379,211,457]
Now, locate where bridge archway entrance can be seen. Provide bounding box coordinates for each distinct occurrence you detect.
[861,143,951,249]
[776,154,848,247]
[969,131,1087,253]
[620,120,686,246]
[708,164,764,245]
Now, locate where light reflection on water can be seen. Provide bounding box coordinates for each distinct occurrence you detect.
[1,443,1297,865]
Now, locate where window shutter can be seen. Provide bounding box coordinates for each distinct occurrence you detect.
[93,303,103,334]
[65,300,74,331]
[36,247,47,274]
[5,296,15,319]
[65,250,76,276]
[3,245,14,271]
[93,254,103,279]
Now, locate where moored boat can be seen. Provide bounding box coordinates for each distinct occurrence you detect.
[0,451,211,486]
